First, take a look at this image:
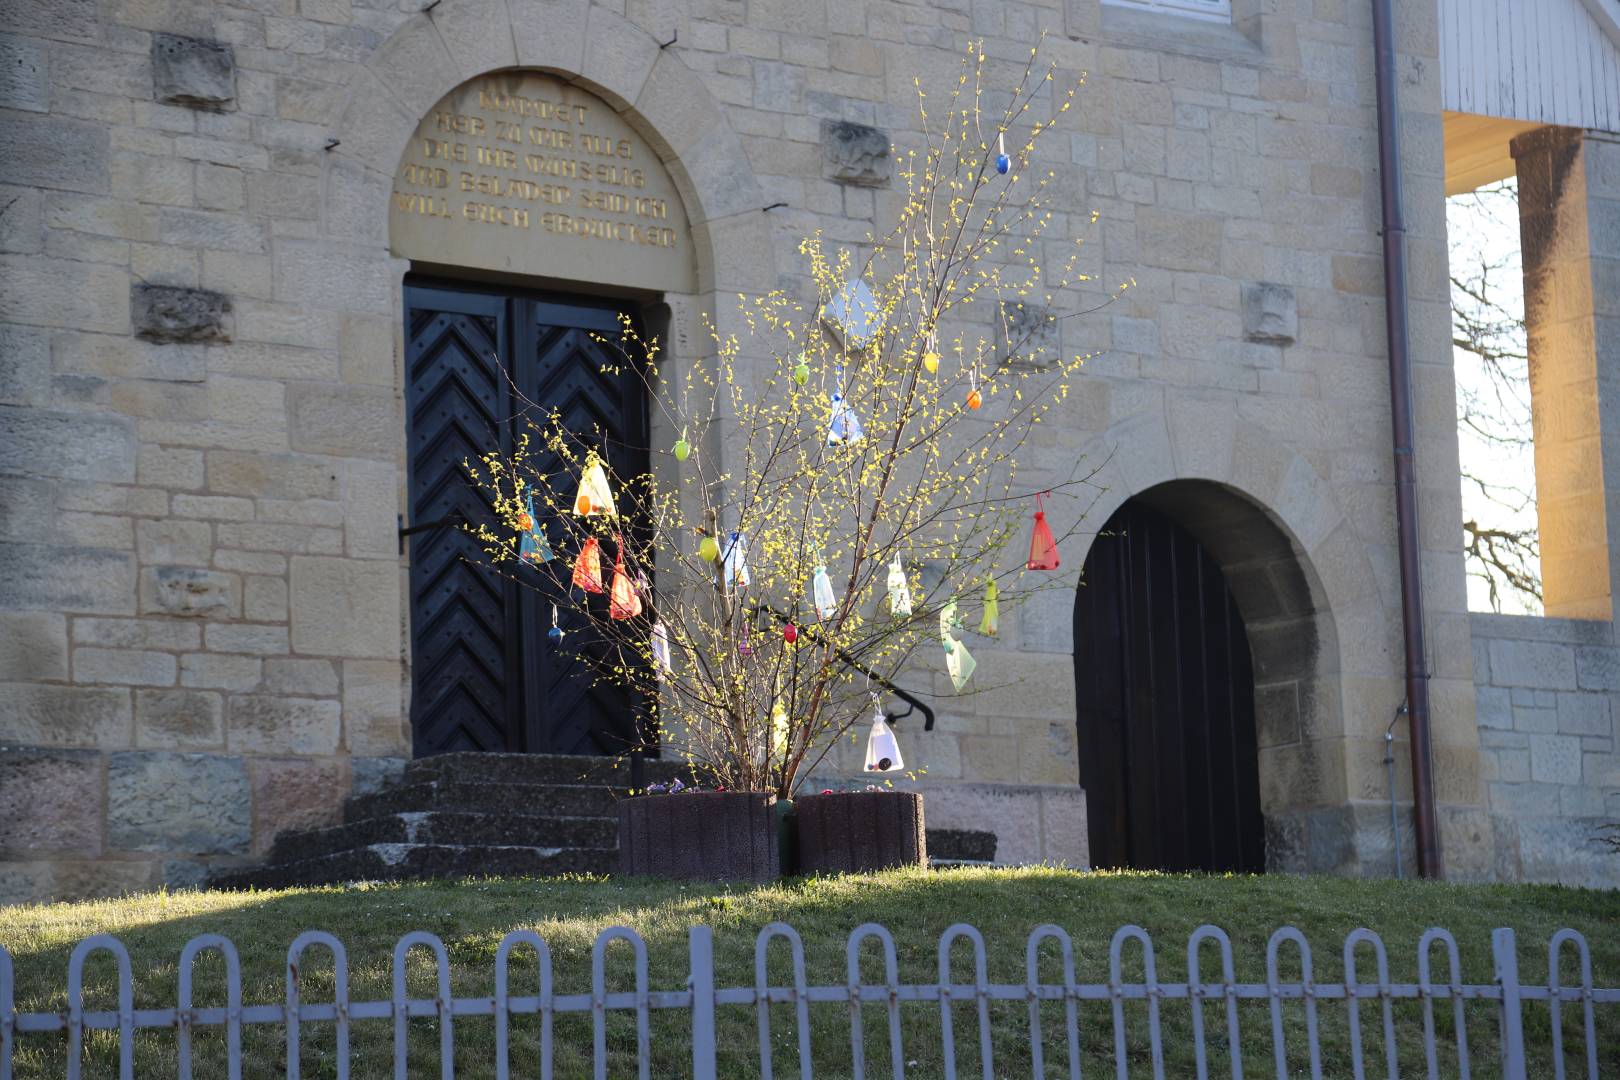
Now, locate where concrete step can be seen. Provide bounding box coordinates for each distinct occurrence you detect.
[268,811,616,864]
[344,779,619,823]
[405,751,692,789]
[211,842,617,890]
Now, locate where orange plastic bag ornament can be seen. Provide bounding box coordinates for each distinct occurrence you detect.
[1026,491,1060,570]
[572,535,605,593]
[573,452,616,517]
[609,537,642,619]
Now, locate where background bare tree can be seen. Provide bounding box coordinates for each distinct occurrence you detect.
[1449,179,1541,613]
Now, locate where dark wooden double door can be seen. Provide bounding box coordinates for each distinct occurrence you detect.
[1074,501,1265,873]
[403,278,649,757]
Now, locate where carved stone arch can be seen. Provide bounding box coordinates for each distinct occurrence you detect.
[319,0,775,294]
[1068,406,1382,872]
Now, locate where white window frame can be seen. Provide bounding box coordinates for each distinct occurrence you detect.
[1101,0,1232,23]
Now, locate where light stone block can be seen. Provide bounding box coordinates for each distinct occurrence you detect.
[0,542,137,615]
[1488,639,1579,690]
[342,658,406,754]
[140,566,240,618]
[135,688,223,749]
[1530,734,1583,785]
[180,652,260,691]
[227,694,340,754]
[290,556,399,658]
[263,657,338,697]
[0,611,68,681]
[74,647,176,686]
[0,682,130,747]
[135,519,213,566]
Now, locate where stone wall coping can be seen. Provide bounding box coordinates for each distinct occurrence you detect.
[1468,611,1616,646]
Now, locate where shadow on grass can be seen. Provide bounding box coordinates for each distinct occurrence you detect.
[1,867,1616,1078]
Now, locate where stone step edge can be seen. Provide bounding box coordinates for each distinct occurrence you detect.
[269,810,618,858]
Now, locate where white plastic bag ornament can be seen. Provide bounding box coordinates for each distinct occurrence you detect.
[863,698,905,772]
[573,452,616,517]
[721,531,750,589]
[886,556,912,618]
[939,599,976,692]
[650,621,673,679]
[826,366,864,445]
[811,564,837,621]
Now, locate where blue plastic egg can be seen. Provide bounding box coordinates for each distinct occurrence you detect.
[996,153,1010,175]
[547,626,564,645]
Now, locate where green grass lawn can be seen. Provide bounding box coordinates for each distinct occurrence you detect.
[2,867,1616,1078]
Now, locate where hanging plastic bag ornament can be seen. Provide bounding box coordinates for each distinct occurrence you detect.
[886,556,913,618]
[1026,490,1060,570]
[826,365,864,445]
[518,493,554,565]
[571,536,605,593]
[978,577,999,636]
[721,531,750,589]
[573,451,616,517]
[672,428,690,462]
[995,131,1011,175]
[863,696,905,772]
[609,537,642,620]
[650,620,672,678]
[939,599,976,692]
[811,563,837,621]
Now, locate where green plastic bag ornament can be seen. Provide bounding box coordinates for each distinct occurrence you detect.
[673,428,690,461]
[978,578,999,636]
[793,355,810,386]
[886,556,912,618]
[939,599,975,692]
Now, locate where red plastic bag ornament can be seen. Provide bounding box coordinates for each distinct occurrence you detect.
[609,536,642,619]
[572,535,605,593]
[1026,491,1059,571]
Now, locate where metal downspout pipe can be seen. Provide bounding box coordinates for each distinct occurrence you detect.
[1370,0,1443,877]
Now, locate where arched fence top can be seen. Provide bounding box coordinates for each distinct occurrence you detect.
[3,921,1616,1080]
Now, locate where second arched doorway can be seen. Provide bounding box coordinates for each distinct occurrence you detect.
[1075,498,1266,873]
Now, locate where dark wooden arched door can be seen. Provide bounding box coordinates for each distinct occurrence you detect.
[1074,501,1265,873]
[403,278,649,757]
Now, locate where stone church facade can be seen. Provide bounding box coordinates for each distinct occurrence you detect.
[1,0,1616,902]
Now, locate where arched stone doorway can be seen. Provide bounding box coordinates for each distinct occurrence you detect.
[1073,479,1342,873]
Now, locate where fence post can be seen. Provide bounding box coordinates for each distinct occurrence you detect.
[690,925,717,1080]
[1493,928,1527,1080]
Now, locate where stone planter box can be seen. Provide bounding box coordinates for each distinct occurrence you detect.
[794,791,926,873]
[618,791,779,882]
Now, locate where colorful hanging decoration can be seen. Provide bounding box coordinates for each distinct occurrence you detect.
[609,537,642,619]
[827,365,864,445]
[1026,491,1060,570]
[573,451,616,517]
[863,697,905,772]
[783,622,798,644]
[572,535,604,593]
[966,367,982,410]
[793,355,810,386]
[673,429,691,462]
[547,604,564,645]
[650,620,672,678]
[518,493,554,564]
[811,564,837,621]
[886,556,913,618]
[995,131,1010,175]
[978,577,999,636]
[721,531,750,589]
[698,534,720,562]
[737,629,754,659]
[922,331,940,375]
[939,599,976,692]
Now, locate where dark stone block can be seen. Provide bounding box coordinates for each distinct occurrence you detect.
[821,120,891,187]
[132,284,232,344]
[926,827,996,863]
[151,34,235,109]
[618,791,779,882]
[795,791,926,873]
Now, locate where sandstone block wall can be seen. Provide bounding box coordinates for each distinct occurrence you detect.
[1470,613,1620,887]
[0,0,1501,898]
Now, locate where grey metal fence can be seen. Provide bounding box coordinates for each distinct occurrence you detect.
[1,921,1613,1078]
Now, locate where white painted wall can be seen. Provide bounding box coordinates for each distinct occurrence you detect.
[1440,0,1620,132]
